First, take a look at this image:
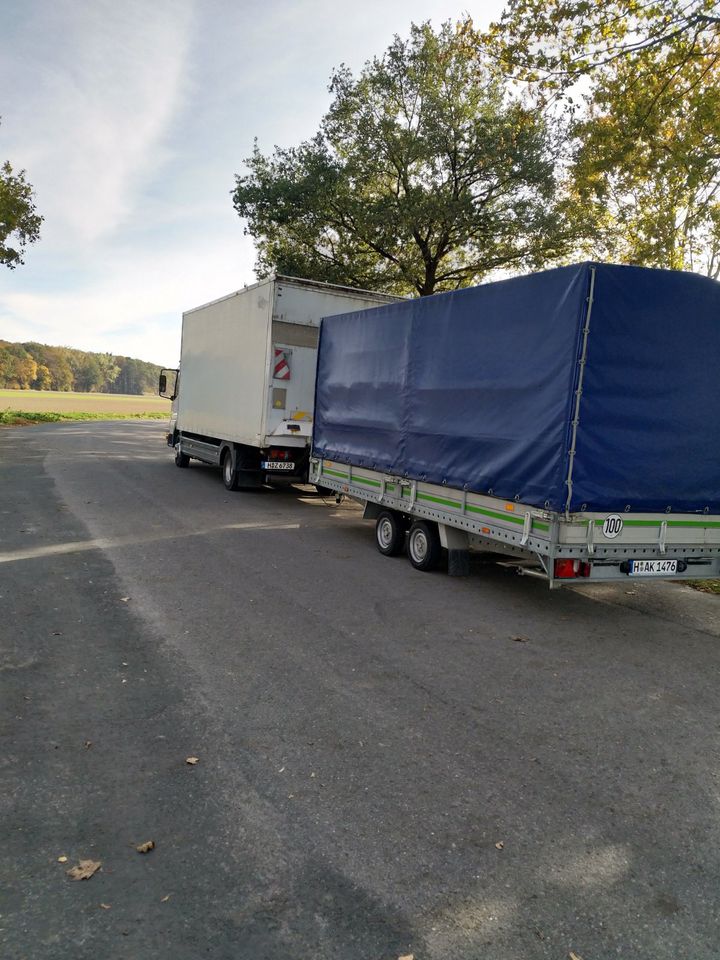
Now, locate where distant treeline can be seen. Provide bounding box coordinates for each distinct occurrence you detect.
[0,341,163,395]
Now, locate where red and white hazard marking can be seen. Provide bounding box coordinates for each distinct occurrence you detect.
[273,348,291,380]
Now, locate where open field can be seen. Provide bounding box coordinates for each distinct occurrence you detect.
[0,388,171,415]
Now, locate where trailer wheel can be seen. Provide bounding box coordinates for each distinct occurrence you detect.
[174,446,190,468]
[407,520,442,571]
[222,448,240,491]
[375,511,406,556]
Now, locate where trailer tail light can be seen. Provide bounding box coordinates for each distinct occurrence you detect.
[554,559,592,579]
[269,449,289,460]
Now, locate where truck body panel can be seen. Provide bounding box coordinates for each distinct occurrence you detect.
[180,286,270,447]
[170,276,399,484]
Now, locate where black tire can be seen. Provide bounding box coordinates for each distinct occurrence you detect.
[222,448,240,491]
[375,511,406,556]
[406,519,442,571]
[175,446,190,468]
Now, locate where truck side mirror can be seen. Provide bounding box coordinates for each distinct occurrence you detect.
[159,368,179,400]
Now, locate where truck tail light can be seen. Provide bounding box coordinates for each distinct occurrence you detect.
[554,559,591,579]
[269,449,289,460]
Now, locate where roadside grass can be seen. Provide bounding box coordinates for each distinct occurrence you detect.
[686,579,720,595]
[1,409,167,426]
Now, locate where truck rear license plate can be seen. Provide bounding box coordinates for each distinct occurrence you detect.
[629,559,677,576]
[262,461,295,471]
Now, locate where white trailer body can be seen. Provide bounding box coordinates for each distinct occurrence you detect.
[161,276,398,488]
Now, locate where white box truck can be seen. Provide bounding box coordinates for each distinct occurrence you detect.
[159,275,399,489]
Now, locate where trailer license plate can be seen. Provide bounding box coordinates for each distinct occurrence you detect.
[262,461,295,471]
[629,559,678,576]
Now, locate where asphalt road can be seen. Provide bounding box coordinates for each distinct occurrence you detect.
[2,421,720,960]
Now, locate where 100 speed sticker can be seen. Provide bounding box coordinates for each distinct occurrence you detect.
[602,514,624,539]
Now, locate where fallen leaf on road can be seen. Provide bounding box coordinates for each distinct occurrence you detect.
[136,841,155,854]
[495,841,504,849]
[100,903,111,910]
[185,757,199,765]
[120,597,130,603]
[511,635,530,642]
[52,631,63,636]
[569,953,584,960]
[57,856,68,863]
[398,954,414,960]
[84,740,93,749]
[161,895,171,902]
[66,859,102,880]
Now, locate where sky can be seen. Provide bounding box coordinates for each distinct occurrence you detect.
[0,0,504,367]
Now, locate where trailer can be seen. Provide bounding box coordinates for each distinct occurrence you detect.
[159,275,399,489]
[309,262,720,588]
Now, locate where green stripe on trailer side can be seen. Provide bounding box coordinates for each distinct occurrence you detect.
[411,491,551,532]
[315,461,550,548]
[314,460,720,550]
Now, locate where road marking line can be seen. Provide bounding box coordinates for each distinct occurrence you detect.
[0,522,301,564]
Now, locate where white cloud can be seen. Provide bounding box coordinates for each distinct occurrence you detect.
[0,0,506,374]
[1,0,195,246]
[0,228,256,366]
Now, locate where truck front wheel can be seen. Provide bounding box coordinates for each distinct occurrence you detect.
[222,449,240,491]
[407,520,442,571]
[375,511,406,556]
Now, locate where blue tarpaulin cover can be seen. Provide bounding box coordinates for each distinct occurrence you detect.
[312,263,720,514]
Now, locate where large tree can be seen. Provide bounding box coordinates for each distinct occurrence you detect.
[233,21,568,296]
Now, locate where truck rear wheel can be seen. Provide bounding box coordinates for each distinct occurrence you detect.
[375,511,406,556]
[174,446,190,468]
[407,520,441,571]
[222,449,240,491]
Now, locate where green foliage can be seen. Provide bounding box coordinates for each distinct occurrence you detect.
[0,149,42,267]
[233,21,568,296]
[0,342,37,388]
[0,341,162,394]
[569,35,720,274]
[483,0,720,275]
[485,0,720,89]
